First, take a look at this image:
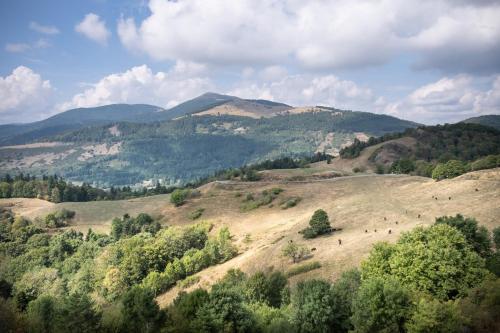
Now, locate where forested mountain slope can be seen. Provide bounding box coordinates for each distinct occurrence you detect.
[0,109,419,186]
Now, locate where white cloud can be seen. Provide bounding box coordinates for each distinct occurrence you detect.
[75,13,111,45]
[384,75,500,123]
[59,62,214,110]
[5,39,52,53]
[229,74,378,111]
[0,66,53,123]
[117,0,500,74]
[29,22,59,35]
[5,43,31,53]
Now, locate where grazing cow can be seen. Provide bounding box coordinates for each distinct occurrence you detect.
[311,247,316,252]
[475,188,479,192]
[374,229,377,232]
[395,221,398,225]
[449,197,451,200]
[418,214,421,218]
[388,229,392,234]
[338,239,342,246]
[365,229,368,233]
[384,217,387,221]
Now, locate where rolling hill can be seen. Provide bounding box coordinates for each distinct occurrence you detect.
[0,104,167,146]
[2,167,499,306]
[462,114,500,130]
[0,101,420,186]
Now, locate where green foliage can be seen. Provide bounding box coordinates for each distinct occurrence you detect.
[240,189,283,212]
[282,241,311,263]
[341,123,500,163]
[390,159,415,174]
[44,209,75,228]
[245,271,288,307]
[302,209,332,239]
[470,154,500,171]
[286,261,321,278]
[121,286,166,333]
[188,208,205,220]
[191,287,256,333]
[432,160,468,180]
[435,214,492,257]
[330,269,362,333]
[351,277,412,333]
[458,278,500,333]
[110,213,160,240]
[170,189,191,206]
[280,197,302,209]
[405,298,463,333]
[493,227,500,250]
[291,279,336,333]
[362,224,488,300]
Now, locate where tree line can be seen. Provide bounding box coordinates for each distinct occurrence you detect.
[0,153,328,203]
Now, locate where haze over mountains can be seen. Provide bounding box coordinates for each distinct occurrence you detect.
[0,92,498,187]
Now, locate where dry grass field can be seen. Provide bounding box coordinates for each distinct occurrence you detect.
[2,168,499,307]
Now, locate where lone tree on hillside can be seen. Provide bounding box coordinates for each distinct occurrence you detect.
[282,241,310,263]
[302,209,332,239]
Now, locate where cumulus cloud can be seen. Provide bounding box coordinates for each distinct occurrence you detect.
[59,62,214,111]
[75,13,111,45]
[29,21,59,35]
[0,66,54,123]
[385,75,500,124]
[229,74,378,111]
[117,0,500,74]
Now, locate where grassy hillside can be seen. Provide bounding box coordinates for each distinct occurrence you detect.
[2,169,499,302]
[0,111,418,186]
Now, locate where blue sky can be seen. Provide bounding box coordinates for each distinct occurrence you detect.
[1,0,500,124]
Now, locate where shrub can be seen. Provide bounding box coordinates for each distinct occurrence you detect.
[280,197,301,209]
[170,189,191,206]
[390,159,415,174]
[178,275,201,289]
[188,208,205,220]
[286,261,321,277]
[432,160,468,180]
[282,241,310,263]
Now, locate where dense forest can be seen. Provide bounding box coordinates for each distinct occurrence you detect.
[1,207,499,332]
[0,154,327,203]
[340,123,500,178]
[0,110,417,186]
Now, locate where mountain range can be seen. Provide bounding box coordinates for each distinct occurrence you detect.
[0,92,498,187]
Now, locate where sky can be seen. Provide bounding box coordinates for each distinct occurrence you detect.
[1,0,500,125]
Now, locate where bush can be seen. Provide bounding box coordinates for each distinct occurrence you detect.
[470,154,500,171]
[282,241,310,263]
[286,261,321,277]
[170,189,191,206]
[390,159,415,174]
[432,160,468,180]
[280,197,301,209]
[188,208,205,220]
[44,209,75,228]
